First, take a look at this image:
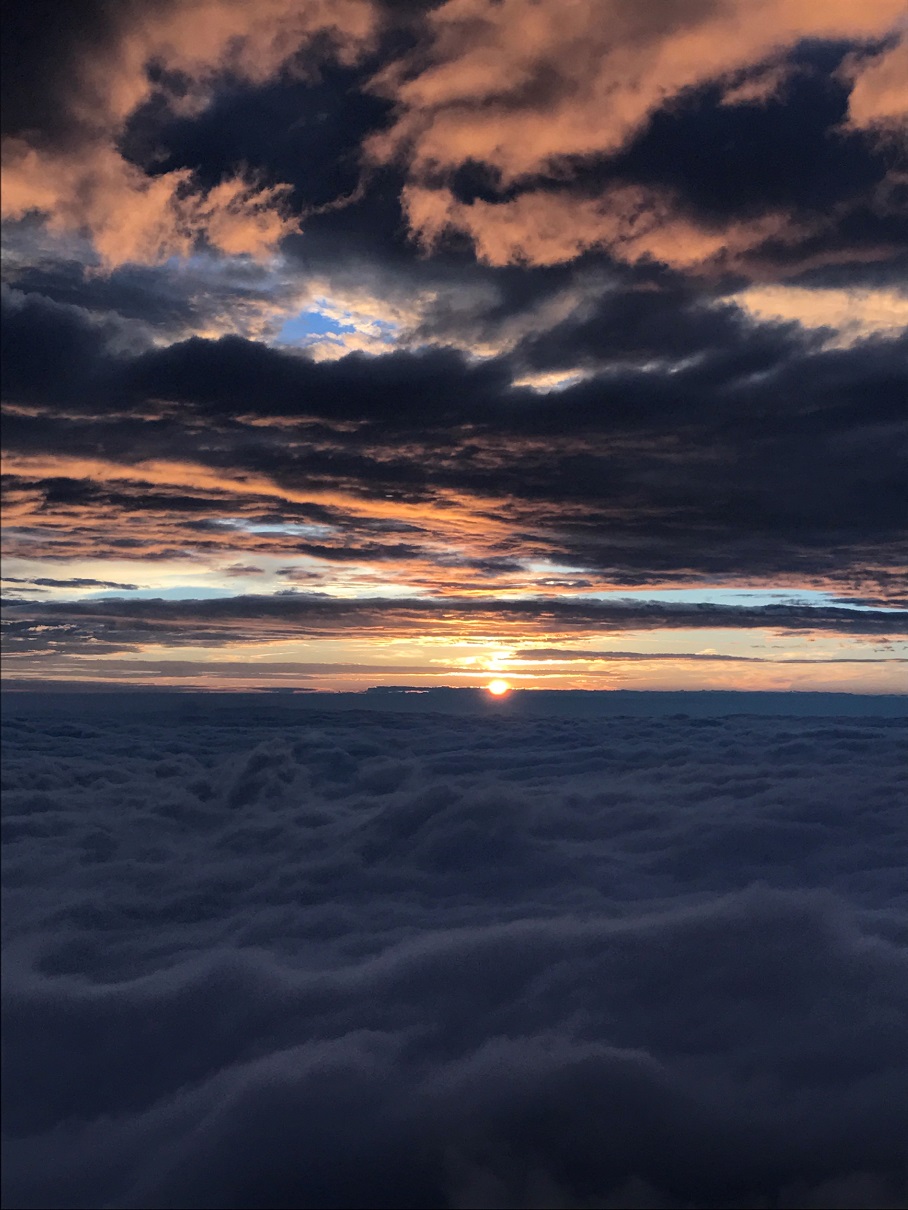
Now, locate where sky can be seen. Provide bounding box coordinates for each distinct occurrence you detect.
[2,0,907,692]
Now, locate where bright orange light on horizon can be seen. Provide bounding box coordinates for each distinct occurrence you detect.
[486,679,512,696]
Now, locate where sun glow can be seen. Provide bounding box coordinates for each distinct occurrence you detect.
[486,679,512,696]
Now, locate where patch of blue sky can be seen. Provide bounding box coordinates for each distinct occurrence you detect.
[276,309,356,344]
[84,587,239,601]
[275,305,400,351]
[576,587,903,611]
[247,523,336,538]
[211,519,335,539]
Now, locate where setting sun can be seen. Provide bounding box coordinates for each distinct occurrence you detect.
[486,679,512,696]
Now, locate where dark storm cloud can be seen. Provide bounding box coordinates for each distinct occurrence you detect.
[2,285,511,425]
[3,594,905,658]
[1,576,140,591]
[7,278,905,441]
[2,698,907,1207]
[1,474,339,525]
[3,281,906,591]
[122,63,390,214]
[608,47,881,218]
[279,541,426,562]
[0,248,272,347]
[513,647,908,665]
[511,280,791,373]
[0,288,121,408]
[0,0,131,146]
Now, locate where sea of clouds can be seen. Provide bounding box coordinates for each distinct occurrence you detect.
[2,693,906,1209]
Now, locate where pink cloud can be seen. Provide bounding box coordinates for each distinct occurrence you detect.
[841,35,908,133]
[0,0,379,267]
[2,0,904,273]
[402,182,812,272]
[2,142,298,266]
[369,0,907,269]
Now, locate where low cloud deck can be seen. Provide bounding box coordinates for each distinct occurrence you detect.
[3,694,906,1207]
[3,687,907,719]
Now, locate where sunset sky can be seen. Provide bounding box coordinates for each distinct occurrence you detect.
[2,0,906,692]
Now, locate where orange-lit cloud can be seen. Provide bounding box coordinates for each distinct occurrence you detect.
[368,0,907,269]
[1,142,298,267]
[5,0,904,274]
[402,181,811,271]
[731,285,908,346]
[1,0,378,266]
[842,35,908,133]
[3,590,905,694]
[369,0,904,179]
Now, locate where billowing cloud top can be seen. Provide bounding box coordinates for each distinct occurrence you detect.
[3,696,908,1206]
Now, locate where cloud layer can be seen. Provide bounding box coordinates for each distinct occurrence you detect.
[4,286,907,592]
[2,695,907,1207]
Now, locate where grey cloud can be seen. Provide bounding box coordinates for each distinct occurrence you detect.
[1,576,140,591]
[521,648,766,662]
[2,696,906,1207]
[3,285,905,595]
[2,594,905,660]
